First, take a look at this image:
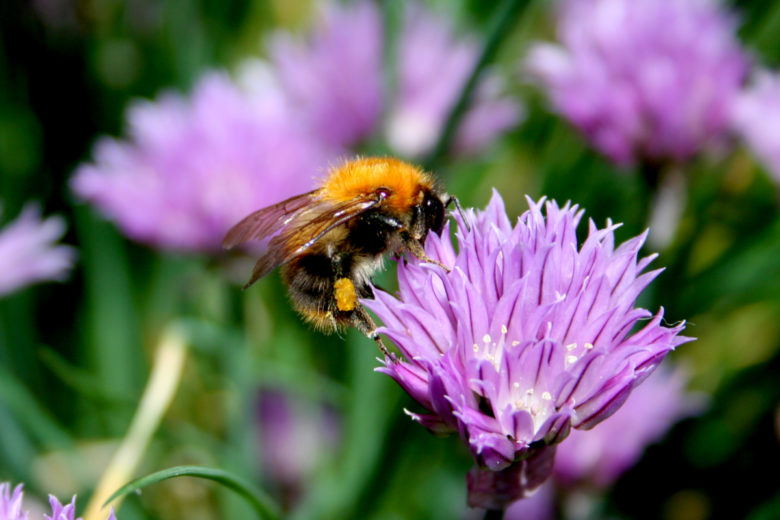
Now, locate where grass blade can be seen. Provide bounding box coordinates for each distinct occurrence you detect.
[104,465,280,520]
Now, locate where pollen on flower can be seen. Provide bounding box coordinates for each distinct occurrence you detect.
[483,334,492,343]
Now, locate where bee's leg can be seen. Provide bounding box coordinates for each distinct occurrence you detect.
[350,304,397,362]
[329,254,396,361]
[401,233,452,272]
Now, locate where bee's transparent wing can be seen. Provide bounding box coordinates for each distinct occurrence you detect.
[222,190,320,250]
[227,190,387,288]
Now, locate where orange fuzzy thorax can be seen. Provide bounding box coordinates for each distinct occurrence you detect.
[319,157,434,210]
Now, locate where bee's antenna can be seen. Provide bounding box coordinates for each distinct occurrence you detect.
[448,195,471,232]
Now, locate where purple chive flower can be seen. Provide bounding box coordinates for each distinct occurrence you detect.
[525,0,749,166]
[364,191,691,508]
[0,205,76,297]
[269,1,520,156]
[731,71,780,183]
[1,483,115,520]
[386,5,522,157]
[1,482,28,520]
[72,72,331,253]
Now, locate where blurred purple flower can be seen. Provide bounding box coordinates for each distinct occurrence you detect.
[0,205,76,297]
[72,72,331,253]
[270,2,383,149]
[256,390,340,506]
[364,191,691,508]
[386,5,522,156]
[1,483,115,520]
[525,0,748,166]
[269,1,521,156]
[731,71,780,183]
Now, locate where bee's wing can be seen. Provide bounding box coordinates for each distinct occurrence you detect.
[222,190,320,250]
[239,192,386,288]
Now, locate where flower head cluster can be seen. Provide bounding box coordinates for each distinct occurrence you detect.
[0,205,75,297]
[365,192,691,507]
[731,71,780,183]
[0,483,115,520]
[271,1,521,156]
[525,0,748,166]
[72,72,330,252]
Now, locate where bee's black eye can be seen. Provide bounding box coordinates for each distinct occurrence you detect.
[423,193,445,235]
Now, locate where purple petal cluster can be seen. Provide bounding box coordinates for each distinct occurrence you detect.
[731,71,780,183]
[0,483,115,520]
[525,0,749,165]
[1,483,27,520]
[72,72,330,252]
[270,1,521,156]
[0,205,76,297]
[364,191,691,507]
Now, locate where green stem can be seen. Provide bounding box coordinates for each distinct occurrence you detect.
[424,0,531,170]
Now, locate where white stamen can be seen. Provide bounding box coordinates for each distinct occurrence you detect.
[566,355,578,365]
[511,341,520,346]
[542,391,552,401]
[473,344,479,352]
[501,325,508,334]
[584,342,594,350]
[483,334,491,343]
[566,343,577,351]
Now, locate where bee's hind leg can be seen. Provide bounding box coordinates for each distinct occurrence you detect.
[350,304,397,362]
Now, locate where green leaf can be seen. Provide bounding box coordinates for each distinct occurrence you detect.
[104,465,280,520]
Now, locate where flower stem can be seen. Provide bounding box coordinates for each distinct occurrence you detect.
[83,325,188,520]
[424,0,531,170]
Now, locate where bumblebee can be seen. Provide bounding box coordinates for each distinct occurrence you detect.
[222,157,454,354]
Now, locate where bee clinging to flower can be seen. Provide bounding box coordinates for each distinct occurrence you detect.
[223,157,456,354]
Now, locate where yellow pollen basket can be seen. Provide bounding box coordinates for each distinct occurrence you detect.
[334,278,358,311]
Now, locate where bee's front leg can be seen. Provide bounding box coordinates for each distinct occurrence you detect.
[400,232,452,272]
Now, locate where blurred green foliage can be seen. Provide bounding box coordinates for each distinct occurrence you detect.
[1,1,780,519]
